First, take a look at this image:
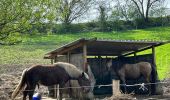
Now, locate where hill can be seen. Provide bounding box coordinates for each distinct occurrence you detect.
[0,26,170,79]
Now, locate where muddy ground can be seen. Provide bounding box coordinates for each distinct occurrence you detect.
[0,65,170,100]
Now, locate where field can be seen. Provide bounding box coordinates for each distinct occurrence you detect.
[1,26,170,79]
[0,26,170,99]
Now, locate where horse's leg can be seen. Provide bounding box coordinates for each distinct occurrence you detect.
[59,84,64,100]
[120,76,126,93]
[23,86,29,100]
[146,76,151,95]
[28,84,36,100]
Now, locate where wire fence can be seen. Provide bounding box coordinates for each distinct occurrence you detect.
[3,80,170,92]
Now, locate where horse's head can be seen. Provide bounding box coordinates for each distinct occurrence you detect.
[77,72,91,93]
[106,59,113,70]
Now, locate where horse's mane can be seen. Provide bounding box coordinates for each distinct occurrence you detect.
[54,62,83,79]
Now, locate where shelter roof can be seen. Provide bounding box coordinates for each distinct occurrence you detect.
[44,38,168,59]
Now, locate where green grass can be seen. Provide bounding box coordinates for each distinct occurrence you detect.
[0,26,170,79]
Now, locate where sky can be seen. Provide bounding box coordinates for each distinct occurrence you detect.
[74,0,170,23]
[167,1,170,8]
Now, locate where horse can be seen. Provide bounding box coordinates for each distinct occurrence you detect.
[107,59,153,94]
[11,62,91,100]
[87,63,96,92]
[60,63,95,100]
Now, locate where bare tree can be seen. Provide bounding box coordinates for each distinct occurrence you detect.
[149,0,167,17]
[130,0,165,22]
[57,0,93,25]
[112,0,139,21]
[98,1,108,31]
[112,0,166,23]
[95,0,113,31]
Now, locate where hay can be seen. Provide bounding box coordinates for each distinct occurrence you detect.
[106,93,137,100]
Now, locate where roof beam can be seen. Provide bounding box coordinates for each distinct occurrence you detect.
[122,43,164,57]
[46,38,97,59]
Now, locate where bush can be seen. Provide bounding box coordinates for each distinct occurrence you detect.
[51,16,170,34]
[134,16,170,29]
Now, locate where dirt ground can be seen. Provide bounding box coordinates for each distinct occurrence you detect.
[1,65,170,100]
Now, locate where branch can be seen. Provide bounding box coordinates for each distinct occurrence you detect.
[69,1,91,22]
[149,0,159,8]
[131,0,145,18]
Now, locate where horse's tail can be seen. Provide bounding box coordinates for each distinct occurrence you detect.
[11,69,28,100]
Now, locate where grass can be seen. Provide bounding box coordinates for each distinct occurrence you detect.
[0,26,170,79]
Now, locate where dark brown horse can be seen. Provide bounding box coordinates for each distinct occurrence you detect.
[107,59,153,94]
[11,62,91,100]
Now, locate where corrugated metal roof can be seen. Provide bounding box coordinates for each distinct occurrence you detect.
[44,38,169,59]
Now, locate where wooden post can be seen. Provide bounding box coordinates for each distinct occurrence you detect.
[54,85,57,98]
[54,56,58,62]
[48,59,54,98]
[152,46,157,94]
[51,59,54,64]
[152,46,156,67]
[54,56,58,98]
[67,52,70,63]
[112,80,121,96]
[67,52,72,98]
[83,44,87,71]
[134,53,137,63]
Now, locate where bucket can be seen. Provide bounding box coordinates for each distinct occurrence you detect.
[32,93,41,100]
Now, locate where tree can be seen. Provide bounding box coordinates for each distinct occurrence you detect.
[98,1,108,31]
[57,0,93,28]
[95,0,113,31]
[111,0,139,21]
[130,0,166,22]
[112,0,166,23]
[0,0,56,44]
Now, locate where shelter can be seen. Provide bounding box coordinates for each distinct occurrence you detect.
[44,38,168,95]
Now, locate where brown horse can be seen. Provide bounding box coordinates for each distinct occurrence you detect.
[107,59,153,94]
[11,62,91,100]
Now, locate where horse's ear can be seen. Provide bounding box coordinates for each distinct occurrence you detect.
[107,58,112,68]
[82,72,89,79]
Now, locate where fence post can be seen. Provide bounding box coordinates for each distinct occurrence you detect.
[112,80,121,96]
[54,85,57,98]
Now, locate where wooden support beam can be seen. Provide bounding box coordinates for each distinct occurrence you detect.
[54,56,58,63]
[67,52,71,63]
[47,38,97,59]
[59,43,84,55]
[151,46,157,94]
[54,56,58,98]
[83,44,87,71]
[134,53,137,63]
[54,85,57,98]
[112,80,121,96]
[51,59,54,64]
[122,43,164,57]
[152,46,156,66]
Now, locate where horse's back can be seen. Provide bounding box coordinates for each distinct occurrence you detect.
[138,62,152,76]
[121,62,151,79]
[123,64,141,78]
[26,64,70,86]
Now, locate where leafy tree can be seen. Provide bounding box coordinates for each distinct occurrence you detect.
[0,0,56,44]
